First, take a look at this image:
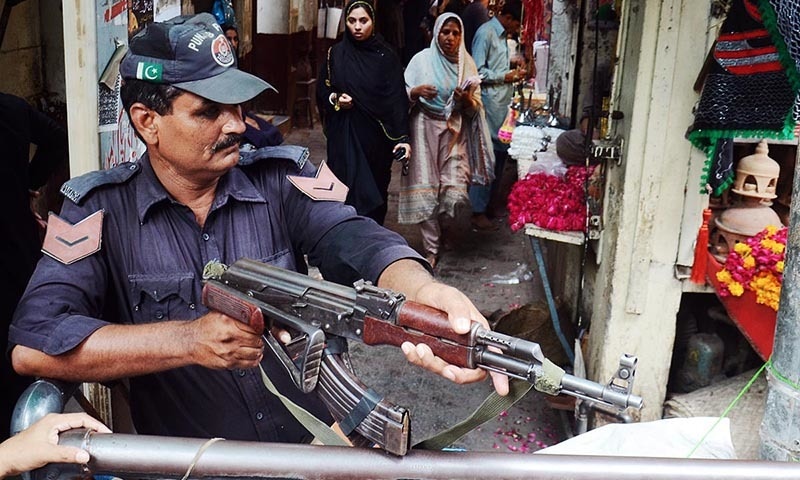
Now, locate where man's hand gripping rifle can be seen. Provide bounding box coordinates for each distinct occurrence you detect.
[202,258,643,455]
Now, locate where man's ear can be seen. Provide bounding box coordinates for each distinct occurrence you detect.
[128,103,158,145]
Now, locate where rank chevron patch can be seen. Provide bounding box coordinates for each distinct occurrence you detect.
[287,160,349,202]
[42,210,104,265]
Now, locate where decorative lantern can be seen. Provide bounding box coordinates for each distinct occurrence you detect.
[731,140,780,199]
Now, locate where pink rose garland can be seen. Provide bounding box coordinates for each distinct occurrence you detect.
[507,166,595,232]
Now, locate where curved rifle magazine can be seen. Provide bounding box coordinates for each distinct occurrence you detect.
[318,352,410,455]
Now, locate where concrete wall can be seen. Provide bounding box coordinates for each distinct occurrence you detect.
[0,0,65,102]
[40,0,66,100]
[582,0,714,421]
[0,0,44,99]
[574,22,618,125]
[546,0,579,120]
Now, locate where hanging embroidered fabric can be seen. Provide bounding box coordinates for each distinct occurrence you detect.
[686,0,800,196]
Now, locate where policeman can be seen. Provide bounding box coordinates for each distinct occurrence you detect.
[9,13,507,443]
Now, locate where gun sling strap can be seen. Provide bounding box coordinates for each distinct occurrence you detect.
[258,356,532,452]
[414,379,532,450]
[257,363,349,447]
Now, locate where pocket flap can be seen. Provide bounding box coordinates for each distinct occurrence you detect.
[128,273,195,305]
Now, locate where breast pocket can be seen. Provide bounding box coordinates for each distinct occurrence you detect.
[259,249,295,270]
[128,273,196,324]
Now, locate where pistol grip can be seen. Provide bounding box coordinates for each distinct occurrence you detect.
[202,282,265,333]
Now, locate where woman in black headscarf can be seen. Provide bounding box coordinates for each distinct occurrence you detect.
[317,0,411,225]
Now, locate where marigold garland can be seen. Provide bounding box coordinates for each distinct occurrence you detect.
[715,225,787,311]
[507,166,595,233]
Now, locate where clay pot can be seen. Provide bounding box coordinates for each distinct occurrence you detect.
[709,203,783,261]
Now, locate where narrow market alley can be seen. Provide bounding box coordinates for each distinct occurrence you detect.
[284,123,570,452]
[9,0,800,472]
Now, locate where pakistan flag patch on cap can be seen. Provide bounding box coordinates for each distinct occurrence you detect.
[136,61,163,81]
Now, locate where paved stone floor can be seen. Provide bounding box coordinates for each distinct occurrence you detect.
[285,124,568,453]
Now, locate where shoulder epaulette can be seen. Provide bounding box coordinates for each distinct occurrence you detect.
[238,145,309,171]
[60,162,141,204]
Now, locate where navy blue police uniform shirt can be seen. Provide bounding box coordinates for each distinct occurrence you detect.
[10,147,424,442]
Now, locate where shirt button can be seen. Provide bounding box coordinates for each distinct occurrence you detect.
[202,233,210,241]
[238,369,246,377]
[189,303,196,310]
[129,164,137,170]
[155,311,164,319]
[256,412,264,420]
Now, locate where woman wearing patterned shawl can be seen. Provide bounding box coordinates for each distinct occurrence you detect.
[317,0,411,225]
[399,13,495,268]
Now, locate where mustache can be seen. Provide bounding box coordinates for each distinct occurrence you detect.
[212,134,243,153]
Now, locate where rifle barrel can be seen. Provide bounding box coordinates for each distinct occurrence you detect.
[479,350,643,409]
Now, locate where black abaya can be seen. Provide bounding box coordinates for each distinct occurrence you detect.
[317,0,409,224]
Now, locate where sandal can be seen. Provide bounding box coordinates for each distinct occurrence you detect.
[471,214,499,232]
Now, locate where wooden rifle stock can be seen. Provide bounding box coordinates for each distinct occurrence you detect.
[362,301,476,368]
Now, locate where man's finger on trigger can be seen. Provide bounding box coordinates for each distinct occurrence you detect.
[278,329,292,344]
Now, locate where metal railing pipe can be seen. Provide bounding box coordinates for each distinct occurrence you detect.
[48,430,800,480]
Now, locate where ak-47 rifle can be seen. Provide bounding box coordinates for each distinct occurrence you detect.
[201,258,643,456]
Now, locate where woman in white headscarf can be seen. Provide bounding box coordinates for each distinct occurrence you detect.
[399,13,494,268]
